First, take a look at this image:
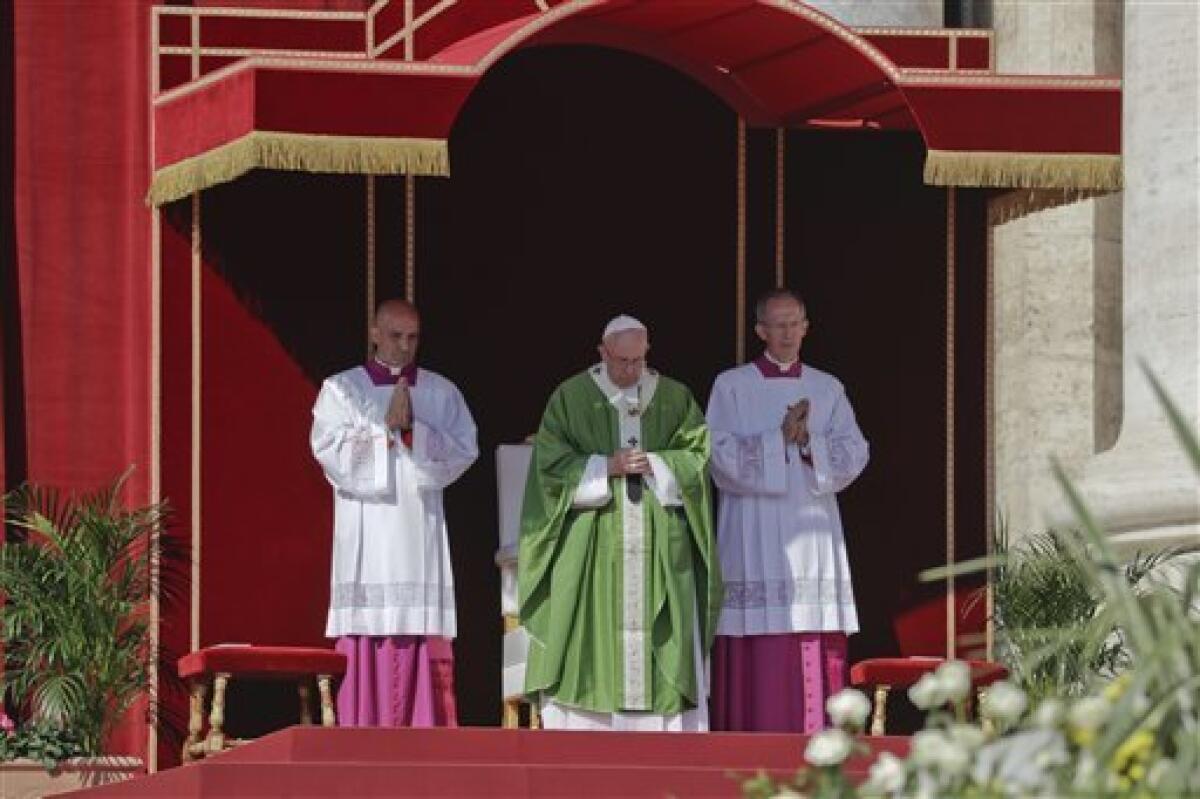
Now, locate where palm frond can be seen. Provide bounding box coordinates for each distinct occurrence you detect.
[0,471,181,756]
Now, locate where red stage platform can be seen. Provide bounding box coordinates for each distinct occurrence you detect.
[67,727,908,797]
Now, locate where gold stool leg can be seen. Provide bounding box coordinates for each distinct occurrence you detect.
[182,679,207,762]
[207,672,230,753]
[502,699,518,729]
[298,681,314,725]
[870,685,890,736]
[317,674,337,727]
[529,701,541,730]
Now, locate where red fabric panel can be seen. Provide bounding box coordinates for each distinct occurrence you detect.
[200,17,364,52]
[863,34,950,69]
[849,658,1007,687]
[198,0,370,9]
[2,0,18,499]
[12,0,154,756]
[904,82,1121,154]
[12,1,153,506]
[653,7,828,71]
[254,69,473,137]
[178,646,346,679]
[891,589,989,659]
[159,55,192,93]
[372,0,407,52]
[409,0,536,61]
[956,36,991,70]
[154,68,256,168]
[426,13,542,65]
[157,206,195,769]
[578,0,760,36]
[198,262,331,649]
[200,55,243,77]
[159,14,191,47]
[743,41,884,119]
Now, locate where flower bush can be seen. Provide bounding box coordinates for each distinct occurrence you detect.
[0,718,87,770]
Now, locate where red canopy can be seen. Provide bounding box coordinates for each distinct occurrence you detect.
[149,0,1120,205]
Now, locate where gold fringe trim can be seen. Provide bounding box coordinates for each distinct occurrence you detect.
[147,131,448,206]
[924,149,1122,192]
[987,187,1114,226]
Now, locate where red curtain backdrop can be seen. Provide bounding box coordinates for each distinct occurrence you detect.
[7,0,156,758]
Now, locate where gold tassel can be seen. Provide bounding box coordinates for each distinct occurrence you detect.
[924,149,1122,193]
[986,188,1113,226]
[147,131,449,206]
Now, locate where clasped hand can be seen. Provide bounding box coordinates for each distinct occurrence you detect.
[385,378,413,431]
[781,398,810,446]
[608,447,651,477]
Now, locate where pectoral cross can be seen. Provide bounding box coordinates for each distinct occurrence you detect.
[625,435,643,503]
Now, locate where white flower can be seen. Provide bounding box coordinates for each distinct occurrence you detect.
[859,751,907,796]
[908,672,947,710]
[935,660,972,703]
[1031,698,1065,728]
[1068,696,1111,733]
[768,789,802,798]
[804,729,853,768]
[937,740,970,777]
[1072,751,1099,790]
[910,730,968,775]
[971,729,1068,792]
[826,688,872,731]
[1147,757,1176,789]
[910,730,947,767]
[981,681,1028,725]
[947,722,986,750]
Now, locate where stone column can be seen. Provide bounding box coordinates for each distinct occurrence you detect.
[1060,1,1199,550]
[806,0,942,27]
[989,0,1124,539]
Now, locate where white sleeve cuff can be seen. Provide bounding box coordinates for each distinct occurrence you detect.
[808,433,833,495]
[645,453,684,507]
[572,455,612,508]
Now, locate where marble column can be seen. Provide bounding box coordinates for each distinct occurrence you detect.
[1058,1,1200,550]
[989,0,1124,539]
[805,0,941,27]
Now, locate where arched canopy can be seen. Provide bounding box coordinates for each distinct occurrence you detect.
[148,0,1120,205]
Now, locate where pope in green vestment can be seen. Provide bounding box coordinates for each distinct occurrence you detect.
[518,317,721,724]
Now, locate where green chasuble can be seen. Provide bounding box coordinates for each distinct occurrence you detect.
[518,365,721,714]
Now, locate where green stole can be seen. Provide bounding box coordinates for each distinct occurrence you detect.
[518,366,721,714]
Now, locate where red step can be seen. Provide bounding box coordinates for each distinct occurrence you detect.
[66,727,909,798]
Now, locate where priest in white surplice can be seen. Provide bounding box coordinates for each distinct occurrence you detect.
[311,299,478,727]
[706,288,869,733]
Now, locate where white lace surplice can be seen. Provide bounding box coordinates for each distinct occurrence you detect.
[311,366,478,639]
[706,362,869,636]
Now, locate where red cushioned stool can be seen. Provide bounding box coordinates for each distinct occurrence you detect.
[177,646,346,761]
[850,595,1008,735]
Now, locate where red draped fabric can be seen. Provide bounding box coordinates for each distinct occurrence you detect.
[7,0,156,758]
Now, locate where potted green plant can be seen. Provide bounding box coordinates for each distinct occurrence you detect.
[0,470,183,794]
[985,524,1195,703]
